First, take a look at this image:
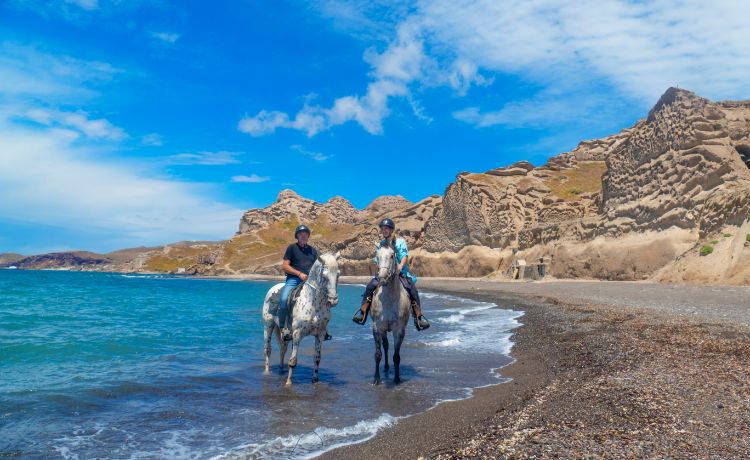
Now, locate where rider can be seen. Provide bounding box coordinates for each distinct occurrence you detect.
[279,224,321,342]
[352,218,430,330]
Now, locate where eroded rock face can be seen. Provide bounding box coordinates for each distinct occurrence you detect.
[417,88,750,283]
[238,189,361,234]
[420,171,554,252]
[363,195,412,216]
[215,189,440,276]
[601,88,750,238]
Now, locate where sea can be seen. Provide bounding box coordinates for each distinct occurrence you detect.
[0,270,523,459]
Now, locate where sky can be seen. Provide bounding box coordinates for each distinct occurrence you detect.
[1,0,749,254]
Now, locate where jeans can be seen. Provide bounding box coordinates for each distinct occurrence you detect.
[279,275,301,329]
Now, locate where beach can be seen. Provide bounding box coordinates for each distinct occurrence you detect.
[319,279,750,459]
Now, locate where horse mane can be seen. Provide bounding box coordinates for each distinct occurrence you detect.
[308,258,323,281]
[309,253,339,283]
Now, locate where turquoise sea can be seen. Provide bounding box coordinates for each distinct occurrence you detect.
[0,270,522,458]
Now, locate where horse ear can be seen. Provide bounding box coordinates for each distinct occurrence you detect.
[334,251,340,260]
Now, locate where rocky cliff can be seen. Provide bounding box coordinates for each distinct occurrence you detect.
[8,88,750,284]
[412,88,750,283]
[209,190,440,275]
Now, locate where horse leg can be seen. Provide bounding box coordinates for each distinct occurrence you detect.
[373,329,383,385]
[263,325,273,373]
[285,335,300,386]
[276,326,287,374]
[382,333,390,373]
[312,334,322,383]
[393,327,406,384]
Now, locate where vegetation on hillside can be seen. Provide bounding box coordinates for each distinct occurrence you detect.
[544,161,608,201]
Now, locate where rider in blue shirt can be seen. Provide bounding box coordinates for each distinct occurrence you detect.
[352,218,430,330]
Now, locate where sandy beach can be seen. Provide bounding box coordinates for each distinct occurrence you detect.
[316,279,750,459]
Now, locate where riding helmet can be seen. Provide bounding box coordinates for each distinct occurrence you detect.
[294,224,311,238]
[378,218,395,229]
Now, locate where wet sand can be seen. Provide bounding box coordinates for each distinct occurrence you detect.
[317,279,750,459]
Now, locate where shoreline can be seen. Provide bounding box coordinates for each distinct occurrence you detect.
[317,280,750,459]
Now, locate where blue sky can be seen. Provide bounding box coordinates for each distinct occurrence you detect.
[1,0,748,254]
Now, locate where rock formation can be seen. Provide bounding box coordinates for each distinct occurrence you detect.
[412,88,750,283]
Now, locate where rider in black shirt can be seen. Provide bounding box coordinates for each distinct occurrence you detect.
[279,225,322,341]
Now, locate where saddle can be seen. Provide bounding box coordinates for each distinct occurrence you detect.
[271,282,306,321]
[287,283,305,310]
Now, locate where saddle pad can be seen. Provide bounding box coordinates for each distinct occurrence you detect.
[268,282,305,318]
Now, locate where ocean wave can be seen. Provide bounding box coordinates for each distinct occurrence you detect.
[426,337,462,347]
[213,413,400,460]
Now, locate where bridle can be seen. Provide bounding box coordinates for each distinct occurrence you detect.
[377,246,398,285]
[305,258,326,292]
[305,258,338,304]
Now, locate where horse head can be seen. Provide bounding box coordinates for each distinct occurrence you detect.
[315,252,340,306]
[376,244,397,285]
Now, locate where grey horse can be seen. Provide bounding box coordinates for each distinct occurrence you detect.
[370,244,411,384]
[261,252,340,385]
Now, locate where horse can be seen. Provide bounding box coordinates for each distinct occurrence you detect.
[370,244,411,385]
[261,252,340,385]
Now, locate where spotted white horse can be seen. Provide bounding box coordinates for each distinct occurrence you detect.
[370,244,411,384]
[262,252,340,385]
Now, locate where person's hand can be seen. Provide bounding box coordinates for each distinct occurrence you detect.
[299,273,308,281]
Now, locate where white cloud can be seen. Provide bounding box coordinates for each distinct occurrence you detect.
[453,89,613,129]
[0,120,243,248]
[21,107,126,140]
[169,151,243,166]
[420,0,750,104]
[446,58,492,96]
[286,0,750,134]
[239,20,428,137]
[0,42,121,101]
[64,0,98,10]
[141,133,163,146]
[231,174,270,183]
[291,144,331,161]
[151,32,180,44]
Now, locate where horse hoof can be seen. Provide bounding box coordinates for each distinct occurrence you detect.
[394,377,401,384]
[285,380,292,386]
[373,378,381,385]
[313,377,319,383]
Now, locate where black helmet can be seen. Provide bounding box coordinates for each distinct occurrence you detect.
[378,218,395,229]
[294,224,311,238]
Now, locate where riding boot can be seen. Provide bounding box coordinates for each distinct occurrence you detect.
[411,300,430,331]
[352,297,372,325]
[281,312,292,342]
[281,321,292,342]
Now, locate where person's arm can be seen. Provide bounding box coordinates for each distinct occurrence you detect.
[396,238,409,272]
[397,256,407,273]
[282,259,308,281]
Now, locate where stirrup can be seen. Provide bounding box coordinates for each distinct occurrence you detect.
[352,309,367,325]
[414,315,430,331]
